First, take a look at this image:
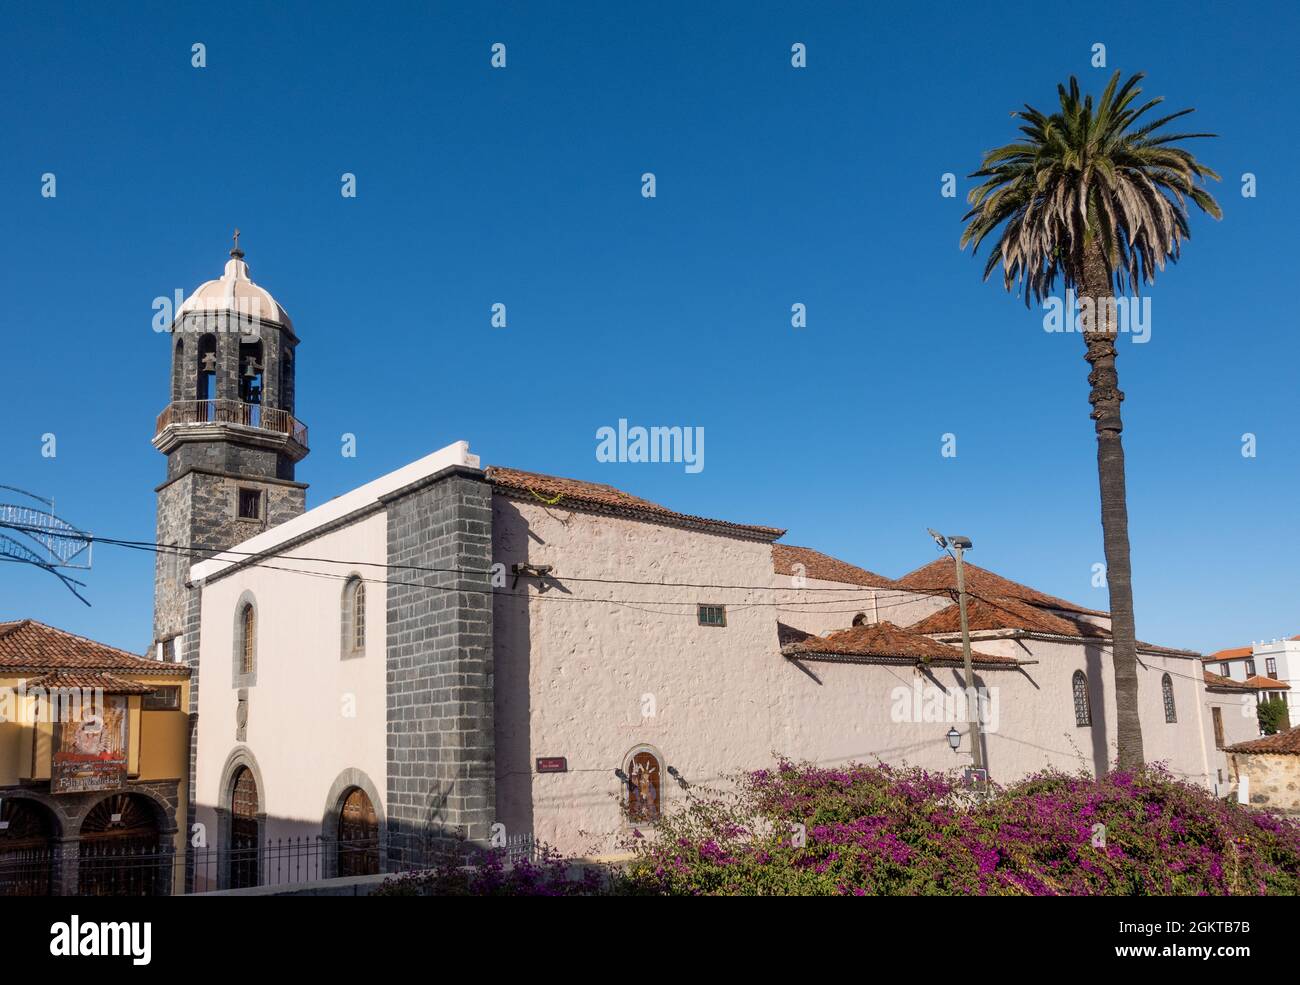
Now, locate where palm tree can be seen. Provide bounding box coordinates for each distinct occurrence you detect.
[960,71,1220,769]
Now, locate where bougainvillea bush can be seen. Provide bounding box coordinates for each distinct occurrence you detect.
[373,843,608,896]
[619,760,1300,896]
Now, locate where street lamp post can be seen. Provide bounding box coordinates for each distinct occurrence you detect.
[927,530,985,774]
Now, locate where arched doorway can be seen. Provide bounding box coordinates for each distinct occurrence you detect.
[77,794,162,896]
[337,787,379,877]
[0,799,56,896]
[229,766,260,889]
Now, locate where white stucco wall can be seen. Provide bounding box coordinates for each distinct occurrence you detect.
[492,497,1214,857]
[492,497,789,856]
[189,472,1225,865]
[193,511,388,870]
[1254,638,1299,710]
[929,635,1212,787]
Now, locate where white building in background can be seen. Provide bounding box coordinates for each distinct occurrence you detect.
[1252,637,1299,708]
[1199,637,1295,797]
[1203,638,1296,709]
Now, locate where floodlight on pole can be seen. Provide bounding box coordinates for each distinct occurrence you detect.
[949,535,984,775]
[925,529,984,776]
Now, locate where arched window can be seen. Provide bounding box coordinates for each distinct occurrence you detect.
[172,337,185,401]
[1162,673,1177,723]
[238,339,264,406]
[239,603,255,675]
[852,613,868,627]
[352,580,365,651]
[1072,670,1091,727]
[231,593,259,687]
[342,576,366,657]
[280,348,294,414]
[626,748,663,823]
[196,334,217,404]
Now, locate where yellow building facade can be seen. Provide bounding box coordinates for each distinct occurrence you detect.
[0,620,190,895]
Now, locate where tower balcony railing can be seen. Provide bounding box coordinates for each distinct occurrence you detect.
[154,398,308,448]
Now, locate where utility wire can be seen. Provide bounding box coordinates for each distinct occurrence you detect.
[107,539,950,617]
[8,523,1209,662]
[0,520,953,598]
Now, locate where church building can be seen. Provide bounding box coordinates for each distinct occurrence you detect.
[154,242,1219,889]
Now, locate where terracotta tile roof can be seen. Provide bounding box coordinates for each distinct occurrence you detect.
[894,558,1105,616]
[906,596,1200,657]
[782,620,1021,667]
[1245,675,1291,690]
[22,670,157,694]
[1206,646,1253,662]
[1132,639,1204,658]
[485,467,785,542]
[908,595,1108,638]
[0,620,187,676]
[1226,725,1300,756]
[771,545,894,588]
[1203,671,1258,692]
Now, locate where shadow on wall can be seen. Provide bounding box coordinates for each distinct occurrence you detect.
[1085,643,1110,777]
[492,498,536,848]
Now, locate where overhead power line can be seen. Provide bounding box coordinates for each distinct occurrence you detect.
[105,540,946,616]
[0,519,960,602]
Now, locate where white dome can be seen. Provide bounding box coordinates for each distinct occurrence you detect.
[175,250,292,330]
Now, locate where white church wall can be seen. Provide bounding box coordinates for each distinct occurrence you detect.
[194,510,389,868]
[493,495,1215,856]
[774,658,1059,776]
[950,635,1212,787]
[492,495,786,857]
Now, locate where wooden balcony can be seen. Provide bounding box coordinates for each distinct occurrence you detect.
[154,399,308,448]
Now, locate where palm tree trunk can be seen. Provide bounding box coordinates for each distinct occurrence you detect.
[1080,241,1145,771]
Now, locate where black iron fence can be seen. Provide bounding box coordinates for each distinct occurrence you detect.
[0,847,54,896]
[504,832,538,865]
[1,836,378,896]
[190,836,384,893]
[1,833,537,896]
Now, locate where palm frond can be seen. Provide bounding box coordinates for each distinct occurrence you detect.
[959,70,1220,298]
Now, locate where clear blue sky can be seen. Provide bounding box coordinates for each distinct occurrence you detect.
[2,1,1296,655]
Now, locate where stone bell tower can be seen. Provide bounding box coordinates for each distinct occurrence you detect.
[152,234,310,650]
